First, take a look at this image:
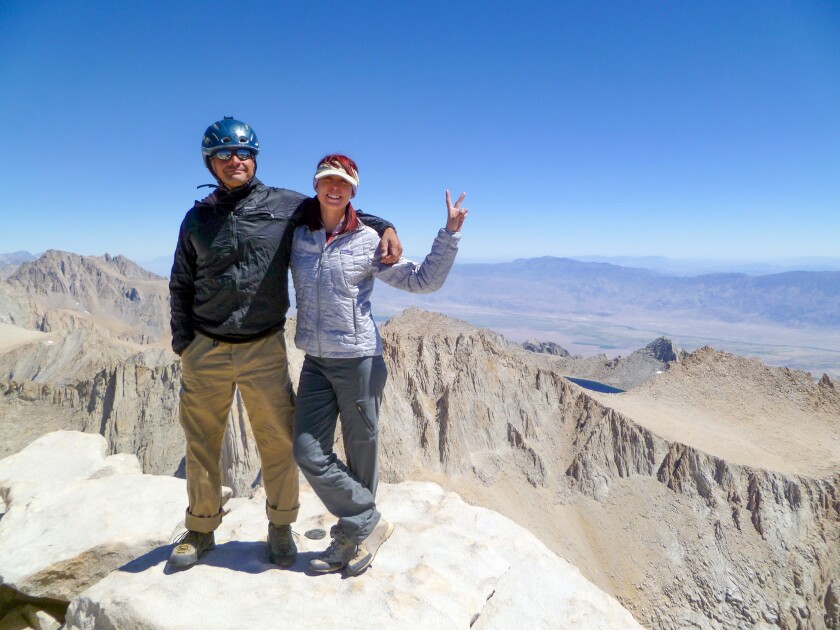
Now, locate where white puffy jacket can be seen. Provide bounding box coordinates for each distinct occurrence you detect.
[291,224,460,358]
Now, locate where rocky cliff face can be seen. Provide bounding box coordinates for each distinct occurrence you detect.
[0,362,262,495]
[564,399,839,628]
[376,309,840,629]
[1,363,183,474]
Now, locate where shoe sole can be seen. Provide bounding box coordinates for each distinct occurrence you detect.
[270,551,297,568]
[308,561,349,573]
[169,542,215,568]
[346,520,395,576]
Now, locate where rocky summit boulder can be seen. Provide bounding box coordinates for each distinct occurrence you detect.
[0,431,185,604]
[0,430,641,629]
[65,479,641,630]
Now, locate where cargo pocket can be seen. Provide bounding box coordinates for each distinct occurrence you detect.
[355,402,376,435]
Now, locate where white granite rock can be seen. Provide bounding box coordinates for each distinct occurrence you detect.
[0,431,185,601]
[66,481,641,629]
[0,431,116,505]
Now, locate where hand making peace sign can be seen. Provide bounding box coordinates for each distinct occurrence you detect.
[445,190,469,232]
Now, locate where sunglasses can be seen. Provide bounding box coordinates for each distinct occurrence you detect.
[212,148,255,161]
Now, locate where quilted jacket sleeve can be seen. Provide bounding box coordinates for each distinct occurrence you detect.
[372,228,460,293]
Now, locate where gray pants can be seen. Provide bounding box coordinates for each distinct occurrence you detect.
[293,354,387,543]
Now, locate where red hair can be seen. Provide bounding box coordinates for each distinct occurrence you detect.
[316,154,359,181]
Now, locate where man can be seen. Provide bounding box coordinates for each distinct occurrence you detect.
[168,117,401,569]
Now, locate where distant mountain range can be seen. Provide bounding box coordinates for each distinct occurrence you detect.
[4,250,839,329]
[3,250,839,375]
[568,255,840,275]
[0,252,37,266]
[5,251,840,279]
[373,256,840,328]
[132,252,840,328]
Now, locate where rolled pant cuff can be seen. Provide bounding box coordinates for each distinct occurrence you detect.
[266,502,299,526]
[184,508,223,533]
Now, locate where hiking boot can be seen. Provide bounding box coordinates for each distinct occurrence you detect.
[169,530,215,568]
[268,523,298,567]
[309,526,357,573]
[346,518,394,576]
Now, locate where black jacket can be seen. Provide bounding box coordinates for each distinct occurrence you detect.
[169,178,393,354]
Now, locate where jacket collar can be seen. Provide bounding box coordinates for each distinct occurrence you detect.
[201,177,261,210]
[217,176,260,201]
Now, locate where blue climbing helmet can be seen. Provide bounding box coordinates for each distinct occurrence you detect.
[201,116,259,169]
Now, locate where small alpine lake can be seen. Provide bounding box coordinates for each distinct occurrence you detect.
[564,376,625,394]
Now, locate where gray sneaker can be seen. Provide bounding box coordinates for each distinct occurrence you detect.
[309,526,357,573]
[268,523,298,567]
[169,530,215,568]
[346,518,395,576]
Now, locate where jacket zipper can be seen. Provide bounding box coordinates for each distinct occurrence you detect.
[315,229,354,356]
[230,213,241,314]
[316,231,326,357]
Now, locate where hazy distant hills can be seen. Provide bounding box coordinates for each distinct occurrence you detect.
[0,251,37,280]
[570,254,840,275]
[3,250,839,376]
[5,250,840,328]
[375,256,840,328]
[0,252,36,266]
[5,250,839,329]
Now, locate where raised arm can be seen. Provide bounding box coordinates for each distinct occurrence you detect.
[373,190,468,293]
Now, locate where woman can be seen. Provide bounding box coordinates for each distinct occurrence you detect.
[291,154,467,576]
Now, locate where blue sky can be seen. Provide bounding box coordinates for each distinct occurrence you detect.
[1,1,838,264]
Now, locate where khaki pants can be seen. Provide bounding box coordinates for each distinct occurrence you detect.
[179,332,299,533]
